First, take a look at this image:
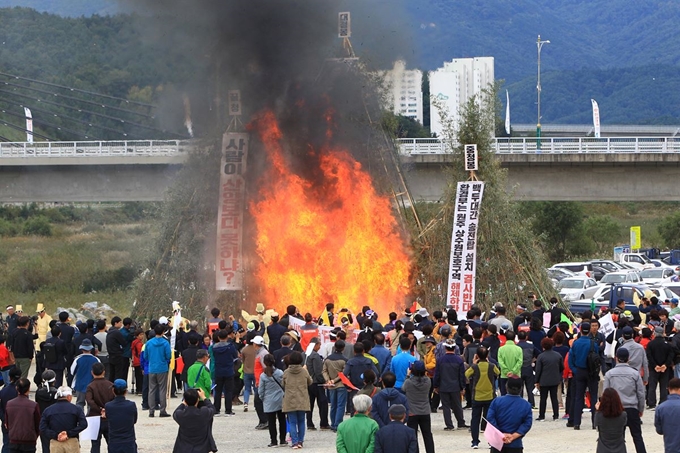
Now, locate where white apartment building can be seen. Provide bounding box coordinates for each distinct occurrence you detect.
[429,57,494,137]
[382,60,424,124]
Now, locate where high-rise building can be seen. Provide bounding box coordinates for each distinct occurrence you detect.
[429,57,494,138]
[381,60,423,125]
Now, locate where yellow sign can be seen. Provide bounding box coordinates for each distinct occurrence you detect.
[630,226,641,250]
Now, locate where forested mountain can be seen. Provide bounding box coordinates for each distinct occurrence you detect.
[0,0,117,16]
[0,1,677,137]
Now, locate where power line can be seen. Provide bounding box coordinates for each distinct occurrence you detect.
[0,106,96,140]
[0,118,54,141]
[0,88,189,139]
[0,80,155,119]
[0,99,130,139]
[0,71,156,109]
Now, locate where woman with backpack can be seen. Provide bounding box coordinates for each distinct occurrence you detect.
[258,354,286,448]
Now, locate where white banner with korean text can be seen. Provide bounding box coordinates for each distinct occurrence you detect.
[446,181,485,318]
[216,132,249,290]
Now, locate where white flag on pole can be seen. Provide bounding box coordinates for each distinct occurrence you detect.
[505,90,510,135]
[591,99,601,138]
[24,107,33,143]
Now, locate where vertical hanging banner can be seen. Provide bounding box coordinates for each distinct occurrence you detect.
[446,181,485,317]
[630,226,641,250]
[505,90,511,135]
[216,132,249,290]
[591,99,601,138]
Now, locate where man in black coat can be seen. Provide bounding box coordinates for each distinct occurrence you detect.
[647,326,675,408]
[374,404,418,453]
[106,316,128,382]
[267,313,286,354]
[172,388,216,453]
[11,316,36,380]
[57,312,76,385]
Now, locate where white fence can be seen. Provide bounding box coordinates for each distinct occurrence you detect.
[398,137,680,155]
[0,140,191,158]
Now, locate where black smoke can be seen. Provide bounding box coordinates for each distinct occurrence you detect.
[120,0,415,143]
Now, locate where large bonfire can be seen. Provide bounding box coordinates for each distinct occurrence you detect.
[249,109,411,317]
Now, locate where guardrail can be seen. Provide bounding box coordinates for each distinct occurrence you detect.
[398,137,680,155]
[0,140,192,158]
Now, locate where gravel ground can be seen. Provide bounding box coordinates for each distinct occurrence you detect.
[59,393,663,453]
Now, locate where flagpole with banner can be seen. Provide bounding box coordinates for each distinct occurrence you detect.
[505,90,511,135]
[24,108,33,143]
[447,145,485,319]
[591,99,601,138]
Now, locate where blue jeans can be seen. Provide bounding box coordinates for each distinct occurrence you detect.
[286,411,306,445]
[328,387,347,430]
[243,373,255,404]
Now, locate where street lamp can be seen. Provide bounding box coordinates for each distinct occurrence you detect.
[536,35,550,150]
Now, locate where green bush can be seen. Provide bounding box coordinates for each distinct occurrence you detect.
[0,219,20,237]
[82,265,137,293]
[22,216,53,237]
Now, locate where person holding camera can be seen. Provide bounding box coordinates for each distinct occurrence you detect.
[172,388,217,453]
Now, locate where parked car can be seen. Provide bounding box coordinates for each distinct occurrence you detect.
[589,260,628,273]
[639,268,676,285]
[552,262,594,278]
[599,271,642,285]
[557,276,599,301]
[618,253,655,270]
[547,267,576,286]
[648,286,678,302]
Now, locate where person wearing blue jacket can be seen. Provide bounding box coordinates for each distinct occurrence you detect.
[371,372,409,428]
[486,377,533,452]
[568,322,600,430]
[146,324,172,417]
[369,334,392,377]
[210,328,239,416]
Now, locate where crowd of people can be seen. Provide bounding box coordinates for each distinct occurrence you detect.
[0,296,679,452]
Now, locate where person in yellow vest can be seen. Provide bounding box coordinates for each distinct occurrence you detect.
[35,304,52,345]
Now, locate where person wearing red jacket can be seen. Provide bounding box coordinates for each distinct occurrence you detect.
[131,330,144,395]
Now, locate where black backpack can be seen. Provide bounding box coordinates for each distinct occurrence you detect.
[42,342,57,364]
[587,339,602,379]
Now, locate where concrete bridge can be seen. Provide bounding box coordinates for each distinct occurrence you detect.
[1,138,680,202]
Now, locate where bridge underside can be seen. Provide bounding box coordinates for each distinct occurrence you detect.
[0,154,679,202]
[0,165,181,202]
[404,156,680,202]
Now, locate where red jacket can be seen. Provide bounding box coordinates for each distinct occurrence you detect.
[132,339,143,367]
[0,344,9,370]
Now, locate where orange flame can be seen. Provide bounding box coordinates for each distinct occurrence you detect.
[250,110,410,318]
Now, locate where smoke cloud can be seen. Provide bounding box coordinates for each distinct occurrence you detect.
[119,0,414,141]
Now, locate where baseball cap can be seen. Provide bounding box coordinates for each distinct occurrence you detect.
[252,335,265,346]
[654,326,664,336]
[671,298,679,305]
[79,339,94,351]
[616,347,630,361]
[410,360,426,373]
[439,325,452,336]
[580,322,591,334]
[158,316,169,325]
[622,326,634,339]
[113,379,127,391]
[422,336,436,345]
[247,322,255,331]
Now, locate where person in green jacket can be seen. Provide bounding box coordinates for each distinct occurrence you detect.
[497,330,523,396]
[336,394,379,453]
[186,349,212,397]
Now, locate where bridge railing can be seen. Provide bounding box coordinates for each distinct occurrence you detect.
[0,140,190,158]
[397,137,680,155]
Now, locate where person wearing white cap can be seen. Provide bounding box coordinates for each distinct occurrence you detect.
[39,385,88,452]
